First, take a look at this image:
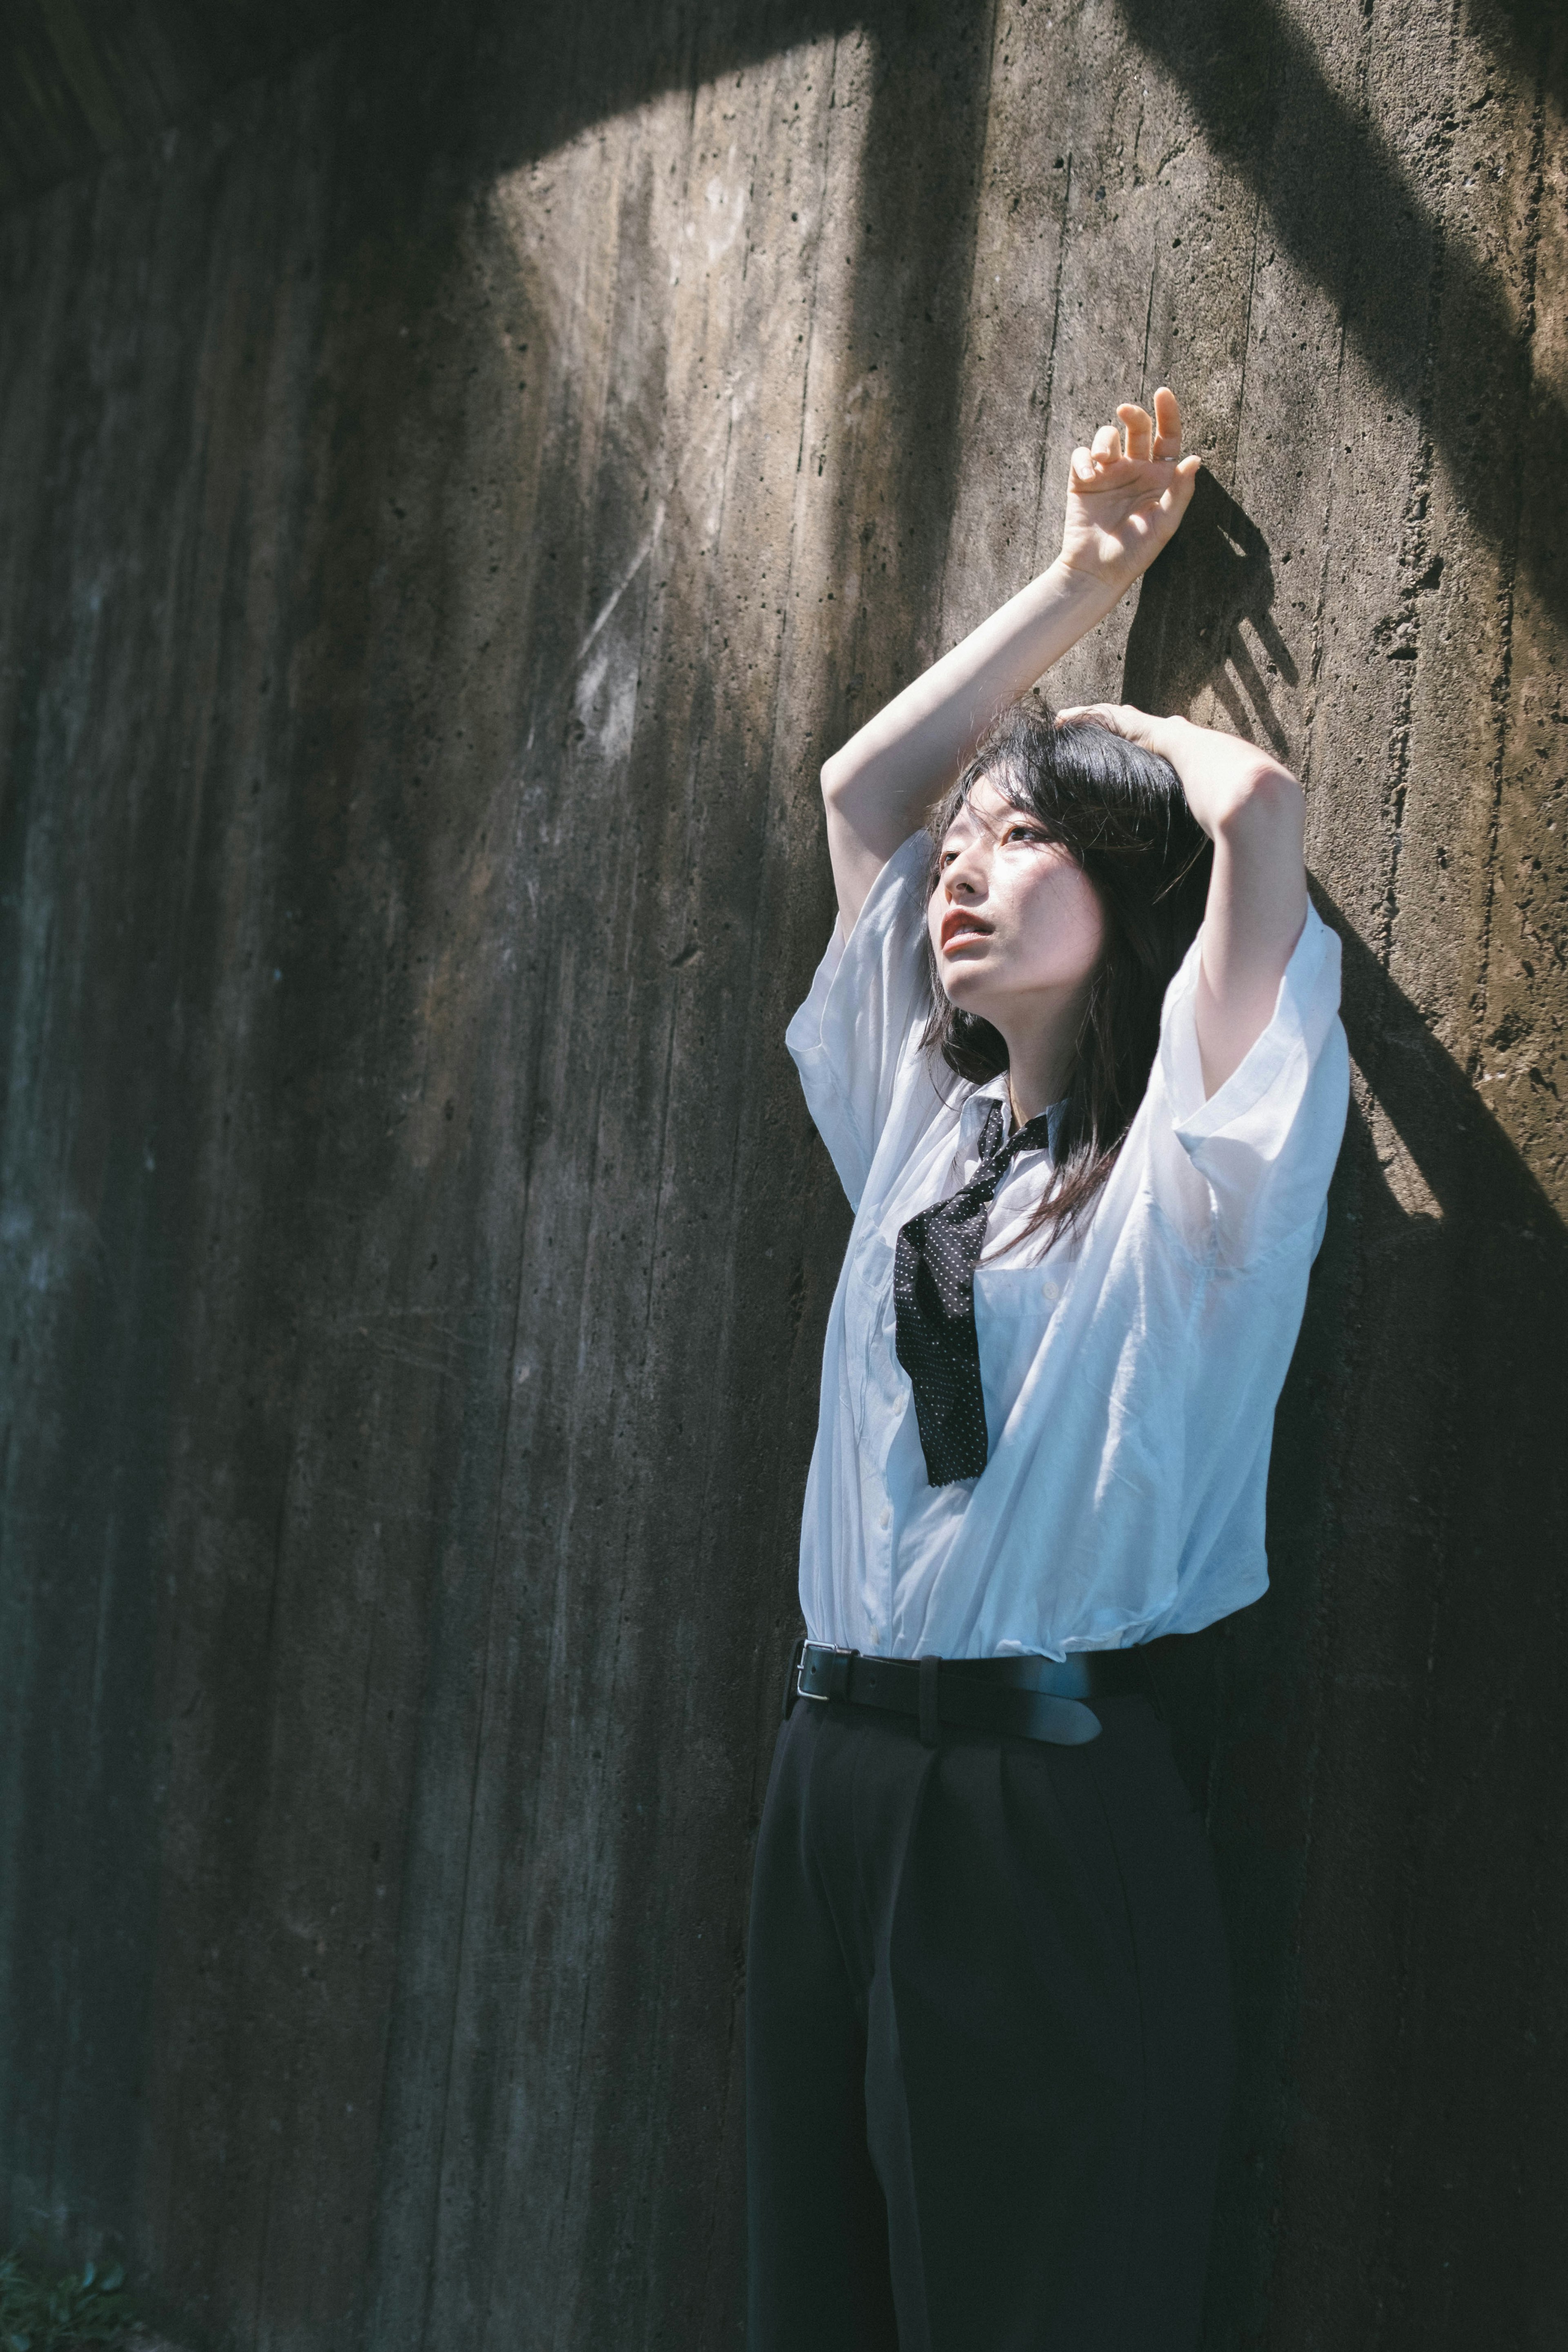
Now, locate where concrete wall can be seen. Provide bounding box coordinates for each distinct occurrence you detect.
[0,2,1563,2345]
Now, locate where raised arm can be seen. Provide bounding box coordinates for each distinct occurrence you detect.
[821,388,1202,931]
[1058,706,1308,1098]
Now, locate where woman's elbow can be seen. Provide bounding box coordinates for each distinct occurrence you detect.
[1213,760,1304,849]
[820,747,855,809]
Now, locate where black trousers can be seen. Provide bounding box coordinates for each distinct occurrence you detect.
[746,1689,1235,2352]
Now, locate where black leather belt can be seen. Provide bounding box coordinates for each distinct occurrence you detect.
[787,1638,1158,1747]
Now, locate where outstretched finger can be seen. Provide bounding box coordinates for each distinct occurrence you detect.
[1069,443,1098,487]
[1091,423,1123,464]
[1117,403,1155,462]
[1152,385,1183,459]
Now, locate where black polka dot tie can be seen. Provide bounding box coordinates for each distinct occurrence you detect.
[894,1100,1056,1487]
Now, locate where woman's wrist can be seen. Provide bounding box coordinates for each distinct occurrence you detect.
[1149,713,1198,769]
[1042,552,1127,622]
[1029,558,1125,677]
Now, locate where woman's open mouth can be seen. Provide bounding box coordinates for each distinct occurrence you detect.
[940,909,993,952]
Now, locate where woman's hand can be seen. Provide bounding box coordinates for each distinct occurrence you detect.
[1058,388,1201,598]
[1058,703,1308,1098]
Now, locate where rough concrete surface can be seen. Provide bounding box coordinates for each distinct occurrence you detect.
[0,1,1563,2346]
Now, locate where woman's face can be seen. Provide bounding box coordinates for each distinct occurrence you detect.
[928,774,1106,1030]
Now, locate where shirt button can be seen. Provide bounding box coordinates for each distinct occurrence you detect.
[1042,1277,1060,1303]
[879,1504,892,1530]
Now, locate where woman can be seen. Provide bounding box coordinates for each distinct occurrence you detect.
[747,388,1349,2351]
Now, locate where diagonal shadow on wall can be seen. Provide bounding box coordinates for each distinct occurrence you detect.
[1114,0,1566,635]
[363,0,1567,664]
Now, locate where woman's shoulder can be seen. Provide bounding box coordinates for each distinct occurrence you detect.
[786,832,942,1212]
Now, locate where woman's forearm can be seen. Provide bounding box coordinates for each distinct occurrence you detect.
[822,559,1120,930]
[1154,718,1308,1097]
[820,390,1200,932]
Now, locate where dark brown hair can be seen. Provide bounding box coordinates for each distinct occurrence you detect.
[922,695,1211,1253]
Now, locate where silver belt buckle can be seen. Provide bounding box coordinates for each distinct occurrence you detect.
[796,1642,853,1702]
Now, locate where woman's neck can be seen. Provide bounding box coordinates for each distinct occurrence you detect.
[997,999,1086,1123]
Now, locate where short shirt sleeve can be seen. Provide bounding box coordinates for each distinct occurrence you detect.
[785,833,933,1212]
[1151,901,1350,1267]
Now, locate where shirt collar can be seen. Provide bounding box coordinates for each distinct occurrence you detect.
[960,1075,1065,1156]
[958,1074,1009,1143]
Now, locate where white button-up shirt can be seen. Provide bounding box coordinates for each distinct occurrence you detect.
[786,831,1350,1659]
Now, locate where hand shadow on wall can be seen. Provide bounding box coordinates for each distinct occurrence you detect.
[1121,468,1295,752]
